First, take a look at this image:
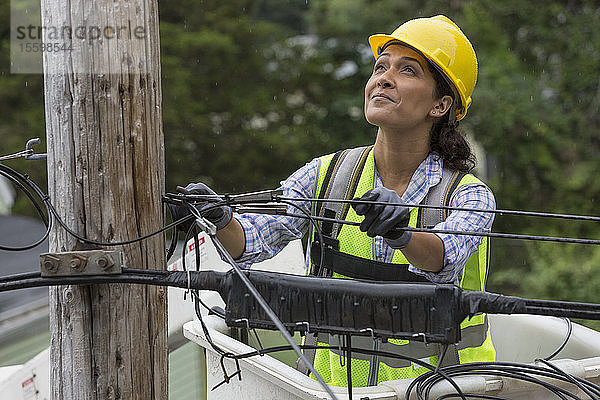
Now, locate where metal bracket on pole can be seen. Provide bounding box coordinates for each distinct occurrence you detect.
[40,250,124,277]
[25,138,47,160]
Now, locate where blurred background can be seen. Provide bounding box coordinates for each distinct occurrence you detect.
[0,0,599,323]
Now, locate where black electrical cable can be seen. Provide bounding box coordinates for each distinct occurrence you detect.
[0,271,40,283]
[178,219,203,306]
[345,334,353,400]
[5,268,600,324]
[3,159,599,253]
[419,371,551,400]
[177,200,339,398]
[166,229,178,261]
[568,373,600,395]
[278,199,326,276]
[435,395,510,400]
[412,361,600,400]
[0,164,51,251]
[277,195,600,223]
[1,268,599,399]
[525,297,600,310]
[443,361,594,385]
[435,344,449,374]
[0,273,163,292]
[193,340,600,400]
[280,212,600,246]
[4,163,599,253]
[417,370,574,400]
[194,231,201,271]
[4,161,599,396]
[186,191,596,239]
[0,164,49,227]
[184,195,600,246]
[45,192,248,252]
[403,227,600,246]
[222,343,467,400]
[173,228,224,318]
[188,219,226,318]
[522,307,600,320]
[192,289,228,356]
[208,233,340,400]
[165,203,179,261]
[46,197,194,247]
[181,221,197,272]
[542,318,573,361]
[0,268,221,292]
[536,358,600,400]
[0,162,199,254]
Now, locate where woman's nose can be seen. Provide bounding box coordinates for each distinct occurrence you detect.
[377,72,394,88]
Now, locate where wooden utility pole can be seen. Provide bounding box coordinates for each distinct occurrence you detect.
[41,0,167,398]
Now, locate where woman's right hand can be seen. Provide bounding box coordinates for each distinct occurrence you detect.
[170,182,232,232]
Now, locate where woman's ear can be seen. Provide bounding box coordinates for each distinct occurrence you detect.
[430,95,453,117]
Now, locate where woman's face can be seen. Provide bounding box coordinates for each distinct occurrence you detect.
[364,44,441,131]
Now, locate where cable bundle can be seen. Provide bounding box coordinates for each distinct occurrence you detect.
[406,359,600,400]
[3,156,600,400]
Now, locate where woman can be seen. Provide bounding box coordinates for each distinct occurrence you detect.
[179,15,496,386]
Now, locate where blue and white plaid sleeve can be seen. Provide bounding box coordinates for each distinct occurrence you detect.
[234,158,320,268]
[411,183,496,284]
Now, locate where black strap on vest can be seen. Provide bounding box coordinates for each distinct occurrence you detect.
[314,149,345,219]
[310,147,372,277]
[310,238,430,282]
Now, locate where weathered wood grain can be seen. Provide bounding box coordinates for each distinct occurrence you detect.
[42,0,167,398]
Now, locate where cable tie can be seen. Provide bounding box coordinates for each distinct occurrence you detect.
[212,354,242,391]
[235,318,265,356]
[412,332,429,345]
[359,328,375,339]
[295,321,310,333]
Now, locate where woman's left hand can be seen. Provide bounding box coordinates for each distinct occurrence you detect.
[351,187,413,249]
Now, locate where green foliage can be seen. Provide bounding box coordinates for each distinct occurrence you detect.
[459,1,600,306]
[1,0,599,313]
[160,0,374,193]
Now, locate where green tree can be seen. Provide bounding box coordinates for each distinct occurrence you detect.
[461,0,600,303]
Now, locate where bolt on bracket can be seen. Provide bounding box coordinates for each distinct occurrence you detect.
[40,250,124,277]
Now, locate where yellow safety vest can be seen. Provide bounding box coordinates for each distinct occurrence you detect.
[303,146,495,387]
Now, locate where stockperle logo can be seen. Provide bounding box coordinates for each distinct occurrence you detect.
[11,0,150,74]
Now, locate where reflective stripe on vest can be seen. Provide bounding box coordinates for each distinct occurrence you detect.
[303,147,496,386]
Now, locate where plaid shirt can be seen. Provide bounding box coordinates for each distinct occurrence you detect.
[235,151,495,284]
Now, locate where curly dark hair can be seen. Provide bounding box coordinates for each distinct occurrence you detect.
[428,65,476,173]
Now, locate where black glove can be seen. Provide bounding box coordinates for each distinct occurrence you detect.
[351,187,413,249]
[170,182,232,232]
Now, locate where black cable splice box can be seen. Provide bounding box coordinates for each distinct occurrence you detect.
[219,270,465,344]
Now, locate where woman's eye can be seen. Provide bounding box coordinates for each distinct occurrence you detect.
[402,66,415,74]
[375,64,385,71]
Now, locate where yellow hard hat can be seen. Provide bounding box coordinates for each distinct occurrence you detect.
[368,15,477,121]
